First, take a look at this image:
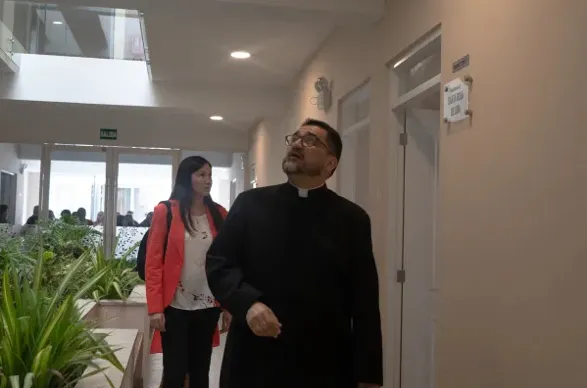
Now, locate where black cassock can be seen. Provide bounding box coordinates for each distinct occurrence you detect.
[206,183,383,388]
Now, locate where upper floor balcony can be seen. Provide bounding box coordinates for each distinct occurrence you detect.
[1,0,149,74]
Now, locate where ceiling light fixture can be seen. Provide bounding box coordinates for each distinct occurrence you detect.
[210,115,224,121]
[230,51,251,59]
[53,21,63,25]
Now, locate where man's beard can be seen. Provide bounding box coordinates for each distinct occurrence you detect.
[282,157,321,176]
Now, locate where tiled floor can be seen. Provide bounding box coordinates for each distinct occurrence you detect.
[146,333,226,388]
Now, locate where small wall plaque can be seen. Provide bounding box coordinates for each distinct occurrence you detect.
[443,78,470,123]
[452,54,470,73]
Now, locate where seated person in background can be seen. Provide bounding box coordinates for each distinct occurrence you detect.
[125,211,139,226]
[139,212,154,227]
[76,208,93,225]
[94,211,104,226]
[26,206,39,225]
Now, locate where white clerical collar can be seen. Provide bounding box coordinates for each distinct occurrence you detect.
[289,181,325,198]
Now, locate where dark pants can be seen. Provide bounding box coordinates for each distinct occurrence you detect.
[161,306,221,388]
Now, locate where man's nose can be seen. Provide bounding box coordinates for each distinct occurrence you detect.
[291,138,304,148]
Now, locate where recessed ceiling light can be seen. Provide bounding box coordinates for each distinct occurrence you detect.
[210,115,223,121]
[230,51,251,59]
[53,21,63,25]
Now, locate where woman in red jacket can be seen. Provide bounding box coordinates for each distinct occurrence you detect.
[146,156,231,387]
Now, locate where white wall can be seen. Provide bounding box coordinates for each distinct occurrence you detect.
[0,143,24,225]
[1,55,152,106]
[248,118,291,187]
[0,100,248,151]
[229,152,246,201]
[0,55,289,122]
[0,55,287,154]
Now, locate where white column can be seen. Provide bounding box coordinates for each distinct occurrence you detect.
[171,150,181,188]
[103,148,118,256]
[38,143,52,220]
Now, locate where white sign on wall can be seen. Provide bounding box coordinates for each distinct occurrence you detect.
[443,78,469,123]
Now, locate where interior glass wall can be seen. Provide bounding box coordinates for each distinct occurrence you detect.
[210,167,231,210]
[48,153,107,224]
[117,153,173,224]
[0,0,28,68]
[21,149,107,247]
[0,143,40,238]
[113,152,173,259]
[1,145,238,260]
[22,145,179,259]
[0,0,147,60]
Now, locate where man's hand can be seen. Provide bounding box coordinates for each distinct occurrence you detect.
[246,302,281,338]
[220,310,232,333]
[149,312,165,332]
[357,384,381,388]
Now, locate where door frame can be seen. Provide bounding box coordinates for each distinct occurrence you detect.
[336,79,371,203]
[337,117,370,202]
[38,143,180,256]
[0,170,18,224]
[388,24,441,388]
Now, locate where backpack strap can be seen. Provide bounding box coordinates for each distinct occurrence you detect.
[160,201,172,260]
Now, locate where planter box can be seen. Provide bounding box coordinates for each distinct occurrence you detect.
[75,329,140,388]
[78,285,150,387]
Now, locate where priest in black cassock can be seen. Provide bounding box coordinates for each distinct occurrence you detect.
[206,118,383,388]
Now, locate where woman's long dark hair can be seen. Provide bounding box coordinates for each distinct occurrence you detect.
[169,156,224,234]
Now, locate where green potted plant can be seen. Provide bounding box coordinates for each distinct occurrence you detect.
[0,251,123,388]
[75,243,149,387]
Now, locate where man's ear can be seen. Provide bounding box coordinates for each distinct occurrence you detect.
[326,156,338,175]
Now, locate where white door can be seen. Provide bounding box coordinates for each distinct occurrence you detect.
[400,108,439,388]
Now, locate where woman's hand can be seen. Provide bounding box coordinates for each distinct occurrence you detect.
[221,310,232,333]
[150,312,166,332]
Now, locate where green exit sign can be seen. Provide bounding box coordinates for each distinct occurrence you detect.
[100,128,117,140]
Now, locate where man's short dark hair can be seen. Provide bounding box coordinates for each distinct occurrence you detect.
[301,118,343,161]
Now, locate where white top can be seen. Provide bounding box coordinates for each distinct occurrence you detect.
[170,214,216,311]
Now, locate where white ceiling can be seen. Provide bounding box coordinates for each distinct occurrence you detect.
[145,14,333,86]
[8,0,384,136]
[141,0,383,127]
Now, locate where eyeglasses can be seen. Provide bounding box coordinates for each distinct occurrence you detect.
[285,133,332,154]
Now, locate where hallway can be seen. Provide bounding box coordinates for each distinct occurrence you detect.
[1,0,587,387]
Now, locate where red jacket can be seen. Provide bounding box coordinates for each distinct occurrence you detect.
[146,199,228,352]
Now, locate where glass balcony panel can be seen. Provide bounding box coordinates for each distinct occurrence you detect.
[4,1,146,61]
[0,0,31,68]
